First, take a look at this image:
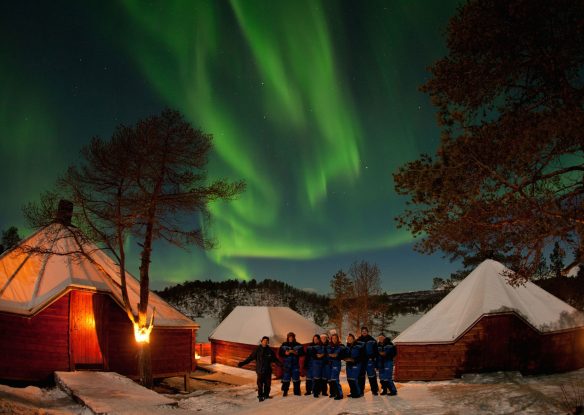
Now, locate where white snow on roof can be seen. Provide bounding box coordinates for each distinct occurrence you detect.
[209,306,323,346]
[0,223,197,328]
[395,259,584,344]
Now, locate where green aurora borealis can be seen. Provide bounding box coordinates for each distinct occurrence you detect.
[0,0,463,292]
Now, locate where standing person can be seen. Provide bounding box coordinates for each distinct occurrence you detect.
[278,332,304,396]
[326,333,346,400]
[379,336,398,396]
[238,336,283,402]
[356,326,379,395]
[343,333,363,398]
[319,333,330,397]
[304,337,315,395]
[309,335,325,397]
[376,334,386,383]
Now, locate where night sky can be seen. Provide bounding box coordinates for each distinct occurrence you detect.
[0,0,464,293]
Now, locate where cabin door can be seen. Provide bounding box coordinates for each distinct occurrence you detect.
[69,291,106,370]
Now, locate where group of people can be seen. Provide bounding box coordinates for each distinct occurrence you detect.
[238,326,397,402]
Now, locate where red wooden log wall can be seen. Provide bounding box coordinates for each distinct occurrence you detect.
[0,295,70,381]
[0,289,197,382]
[395,313,584,381]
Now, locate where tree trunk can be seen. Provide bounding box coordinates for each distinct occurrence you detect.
[139,342,153,389]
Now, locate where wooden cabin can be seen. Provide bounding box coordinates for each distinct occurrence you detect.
[0,222,199,382]
[394,260,584,381]
[209,306,323,378]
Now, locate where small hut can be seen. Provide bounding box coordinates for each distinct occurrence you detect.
[394,259,584,381]
[209,306,322,376]
[0,221,199,382]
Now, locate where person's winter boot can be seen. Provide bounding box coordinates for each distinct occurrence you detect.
[380,381,388,395]
[330,381,339,398]
[313,379,320,397]
[333,382,343,399]
[321,379,328,396]
[293,381,301,396]
[305,379,312,395]
[370,378,379,395]
[282,382,289,397]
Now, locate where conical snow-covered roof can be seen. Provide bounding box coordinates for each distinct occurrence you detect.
[395,259,584,344]
[209,306,323,346]
[0,223,197,328]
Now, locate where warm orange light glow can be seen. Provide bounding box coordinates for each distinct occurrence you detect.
[194,353,201,360]
[133,322,154,343]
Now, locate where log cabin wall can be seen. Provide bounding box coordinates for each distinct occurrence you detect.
[0,289,196,382]
[102,293,195,378]
[395,313,584,381]
[0,294,71,382]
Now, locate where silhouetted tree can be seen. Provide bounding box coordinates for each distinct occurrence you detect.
[550,242,566,279]
[371,293,395,335]
[348,260,381,331]
[394,0,584,283]
[329,269,353,338]
[0,226,21,253]
[24,109,245,387]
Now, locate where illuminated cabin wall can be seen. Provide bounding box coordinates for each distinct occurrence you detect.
[0,290,196,382]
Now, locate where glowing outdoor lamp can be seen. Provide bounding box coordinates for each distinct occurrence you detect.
[133,308,155,344]
[133,323,154,343]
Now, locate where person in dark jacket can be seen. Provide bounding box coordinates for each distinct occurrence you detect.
[356,326,379,395]
[343,333,363,398]
[238,336,283,402]
[278,332,304,396]
[378,336,398,396]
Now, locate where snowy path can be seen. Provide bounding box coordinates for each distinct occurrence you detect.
[174,366,581,414]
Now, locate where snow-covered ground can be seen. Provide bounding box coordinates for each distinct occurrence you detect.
[1,365,582,414]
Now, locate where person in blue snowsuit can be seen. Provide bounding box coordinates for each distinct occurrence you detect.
[303,336,316,395]
[357,326,379,395]
[326,333,346,400]
[319,333,330,397]
[278,332,304,396]
[378,336,398,396]
[308,334,326,397]
[343,333,363,398]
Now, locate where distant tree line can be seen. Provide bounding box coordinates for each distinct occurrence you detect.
[158,263,449,336]
[157,278,331,326]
